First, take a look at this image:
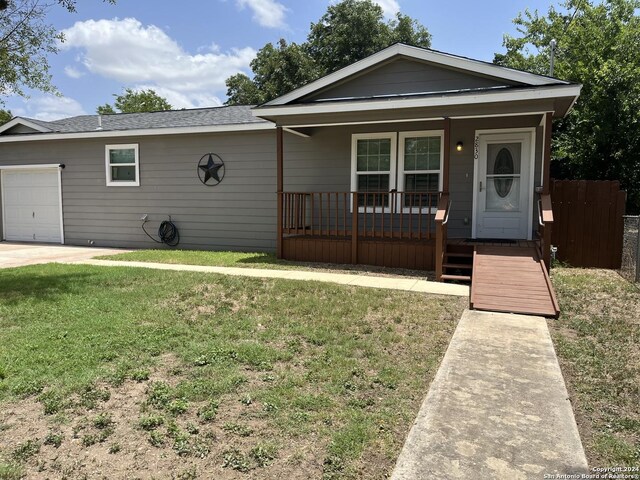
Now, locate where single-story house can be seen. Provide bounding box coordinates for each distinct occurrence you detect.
[0,43,581,279]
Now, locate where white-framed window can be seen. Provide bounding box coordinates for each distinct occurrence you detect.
[350,132,397,212]
[105,144,140,186]
[398,130,444,212]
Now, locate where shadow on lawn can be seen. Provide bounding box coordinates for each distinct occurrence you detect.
[0,267,98,305]
[235,253,281,265]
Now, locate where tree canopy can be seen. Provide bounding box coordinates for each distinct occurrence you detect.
[0,0,115,102]
[0,108,11,125]
[495,0,640,213]
[96,88,172,114]
[225,0,431,105]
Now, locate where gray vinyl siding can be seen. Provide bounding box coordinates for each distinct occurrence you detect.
[304,58,519,102]
[0,131,277,251]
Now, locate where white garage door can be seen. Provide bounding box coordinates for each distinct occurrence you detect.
[2,169,63,243]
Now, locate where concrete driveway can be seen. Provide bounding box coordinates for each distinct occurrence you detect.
[0,242,130,268]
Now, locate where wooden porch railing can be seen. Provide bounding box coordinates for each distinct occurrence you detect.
[435,194,450,281]
[537,193,554,270]
[281,191,441,240]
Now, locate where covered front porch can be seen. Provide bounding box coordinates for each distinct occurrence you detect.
[271,113,556,282]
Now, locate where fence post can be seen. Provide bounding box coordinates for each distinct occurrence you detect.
[351,192,358,264]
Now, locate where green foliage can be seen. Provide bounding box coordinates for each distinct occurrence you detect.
[495,0,640,213]
[0,1,115,101]
[0,109,11,125]
[225,0,431,105]
[97,88,172,114]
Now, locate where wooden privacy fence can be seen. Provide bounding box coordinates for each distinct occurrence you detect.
[550,180,626,268]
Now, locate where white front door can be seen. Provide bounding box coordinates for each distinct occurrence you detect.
[474,130,533,240]
[1,169,63,243]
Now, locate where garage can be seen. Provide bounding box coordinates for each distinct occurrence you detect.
[1,167,63,243]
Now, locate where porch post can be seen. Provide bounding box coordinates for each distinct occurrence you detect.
[542,112,552,194]
[276,126,284,259]
[442,117,451,193]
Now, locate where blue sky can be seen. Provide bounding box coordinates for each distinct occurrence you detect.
[6,0,562,121]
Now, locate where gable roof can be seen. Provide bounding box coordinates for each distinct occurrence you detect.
[0,106,273,142]
[261,43,570,107]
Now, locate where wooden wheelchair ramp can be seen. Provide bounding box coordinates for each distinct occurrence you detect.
[470,245,560,318]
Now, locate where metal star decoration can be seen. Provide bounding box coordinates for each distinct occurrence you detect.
[197,153,225,185]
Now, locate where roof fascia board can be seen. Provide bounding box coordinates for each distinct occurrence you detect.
[262,44,568,107]
[255,84,582,118]
[0,117,53,134]
[0,122,275,143]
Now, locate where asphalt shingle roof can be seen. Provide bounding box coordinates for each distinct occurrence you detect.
[19,106,268,134]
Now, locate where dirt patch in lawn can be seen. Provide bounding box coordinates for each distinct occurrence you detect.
[0,355,326,479]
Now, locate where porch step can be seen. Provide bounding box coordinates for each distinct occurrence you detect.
[445,252,473,259]
[443,263,473,270]
[441,274,472,282]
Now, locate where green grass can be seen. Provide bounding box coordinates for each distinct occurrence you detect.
[97,249,288,269]
[550,268,640,467]
[0,263,463,478]
[96,249,434,280]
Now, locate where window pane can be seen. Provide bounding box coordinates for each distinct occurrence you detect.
[357,138,391,172]
[415,153,430,170]
[404,173,439,207]
[111,165,136,182]
[404,138,418,155]
[357,174,389,207]
[428,152,441,170]
[405,173,439,192]
[404,136,441,171]
[109,148,136,164]
[379,154,390,171]
[405,154,416,171]
[417,138,430,154]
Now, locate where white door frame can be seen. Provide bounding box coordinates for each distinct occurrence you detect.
[0,164,65,244]
[471,127,536,240]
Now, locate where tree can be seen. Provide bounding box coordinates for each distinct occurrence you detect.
[225,0,431,105]
[0,108,11,125]
[0,1,115,102]
[494,0,640,213]
[307,1,431,73]
[227,39,320,106]
[97,88,172,114]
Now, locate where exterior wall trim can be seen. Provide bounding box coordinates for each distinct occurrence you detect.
[0,122,275,144]
[0,118,53,134]
[255,85,582,118]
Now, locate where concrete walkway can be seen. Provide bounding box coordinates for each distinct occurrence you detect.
[72,259,469,297]
[0,242,129,268]
[392,310,589,480]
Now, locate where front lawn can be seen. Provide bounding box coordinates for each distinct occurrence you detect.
[0,264,464,479]
[97,249,435,280]
[550,268,640,467]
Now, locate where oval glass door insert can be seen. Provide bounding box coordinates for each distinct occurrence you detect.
[494,147,514,198]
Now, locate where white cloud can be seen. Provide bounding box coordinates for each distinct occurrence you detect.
[64,65,85,78]
[236,0,288,28]
[373,0,400,18]
[59,18,256,108]
[18,95,87,121]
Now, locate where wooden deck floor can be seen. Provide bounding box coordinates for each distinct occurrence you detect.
[470,246,560,318]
